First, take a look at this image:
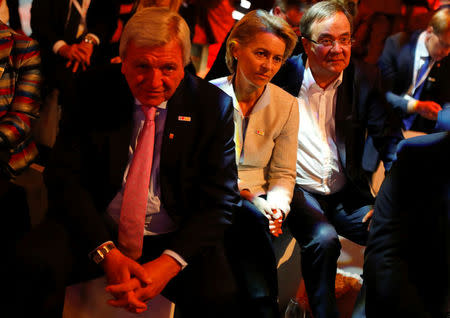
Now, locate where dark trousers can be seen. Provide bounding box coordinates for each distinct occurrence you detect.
[13,216,239,318]
[225,199,280,318]
[287,184,373,318]
[2,181,30,309]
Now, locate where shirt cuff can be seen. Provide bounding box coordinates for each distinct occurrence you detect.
[404,95,418,113]
[86,33,100,45]
[53,40,68,54]
[162,249,188,270]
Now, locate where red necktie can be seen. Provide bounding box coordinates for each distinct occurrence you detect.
[118,106,157,260]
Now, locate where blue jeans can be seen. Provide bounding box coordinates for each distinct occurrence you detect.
[287,184,373,318]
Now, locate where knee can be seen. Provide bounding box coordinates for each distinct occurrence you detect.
[306,223,340,255]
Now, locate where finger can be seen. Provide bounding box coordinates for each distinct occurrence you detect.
[265,208,275,216]
[107,292,147,310]
[71,49,86,62]
[106,279,141,294]
[261,211,272,219]
[107,297,129,307]
[72,61,79,73]
[129,261,152,285]
[126,291,147,310]
[66,60,72,68]
[362,209,374,223]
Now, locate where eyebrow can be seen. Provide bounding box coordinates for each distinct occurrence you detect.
[317,32,351,38]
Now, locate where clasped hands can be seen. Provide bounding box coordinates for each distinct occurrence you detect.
[58,42,94,73]
[102,249,181,313]
[252,196,285,237]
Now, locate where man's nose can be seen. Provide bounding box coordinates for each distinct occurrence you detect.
[145,69,163,86]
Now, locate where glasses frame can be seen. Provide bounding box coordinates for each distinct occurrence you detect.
[301,36,354,48]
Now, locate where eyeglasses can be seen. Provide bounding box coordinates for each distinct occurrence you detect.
[302,36,354,47]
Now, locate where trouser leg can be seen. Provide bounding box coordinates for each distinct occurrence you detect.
[287,186,340,318]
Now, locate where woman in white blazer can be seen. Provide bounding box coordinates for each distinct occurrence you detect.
[210,10,299,317]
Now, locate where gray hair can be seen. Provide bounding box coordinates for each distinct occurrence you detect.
[300,0,353,40]
[119,7,191,66]
[429,8,450,36]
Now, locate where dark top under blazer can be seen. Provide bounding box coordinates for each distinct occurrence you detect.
[364,132,450,317]
[45,64,240,261]
[378,30,450,132]
[272,54,402,198]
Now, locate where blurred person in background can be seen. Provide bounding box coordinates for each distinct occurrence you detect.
[378,8,450,133]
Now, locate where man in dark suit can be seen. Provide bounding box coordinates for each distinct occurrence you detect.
[30,0,119,122]
[15,7,240,318]
[363,108,450,317]
[271,2,402,317]
[30,0,119,76]
[378,8,450,133]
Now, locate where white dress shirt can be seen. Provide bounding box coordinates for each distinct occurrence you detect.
[404,31,435,112]
[296,63,347,195]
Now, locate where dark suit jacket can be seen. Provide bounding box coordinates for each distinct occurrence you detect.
[272,54,402,197]
[30,0,119,79]
[378,31,450,132]
[364,132,450,318]
[45,64,240,261]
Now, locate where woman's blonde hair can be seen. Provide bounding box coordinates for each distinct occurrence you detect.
[225,10,298,73]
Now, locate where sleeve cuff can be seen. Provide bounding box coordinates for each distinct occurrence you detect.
[53,40,68,54]
[162,249,188,270]
[86,33,100,45]
[405,96,417,113]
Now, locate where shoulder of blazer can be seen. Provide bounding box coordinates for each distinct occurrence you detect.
[268,82,298,107]
[169,71,232,116]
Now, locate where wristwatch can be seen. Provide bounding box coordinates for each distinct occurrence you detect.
[83,35,97,45]
[90,241,116,264]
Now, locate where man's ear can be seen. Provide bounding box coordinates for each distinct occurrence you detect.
[273,6,283,18]
[301,37,310,52]
[426,25,434,35]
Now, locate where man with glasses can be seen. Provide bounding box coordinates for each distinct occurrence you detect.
[378,8,450,133]
[272,1,402,317]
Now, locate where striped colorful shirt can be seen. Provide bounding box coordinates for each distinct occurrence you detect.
[0,22,41,178]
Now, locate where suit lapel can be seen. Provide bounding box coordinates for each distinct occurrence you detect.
[288,54,306,97]
[335,63,355,170]
[400,31,420,89]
